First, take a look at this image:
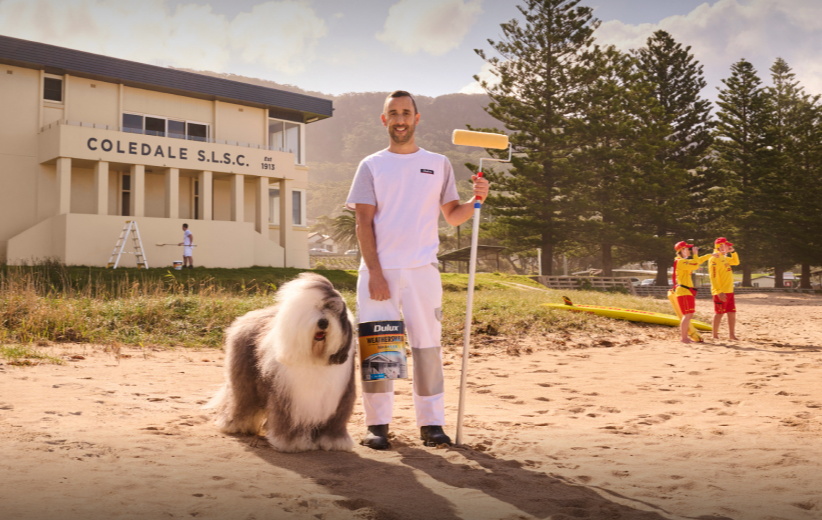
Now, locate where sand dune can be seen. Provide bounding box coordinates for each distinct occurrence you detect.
[1,293,820,519]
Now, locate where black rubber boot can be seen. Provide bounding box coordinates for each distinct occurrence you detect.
[361,424,390,450]
[420,426,452,447]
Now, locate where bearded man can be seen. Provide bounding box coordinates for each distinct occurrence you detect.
[345,90,489,449]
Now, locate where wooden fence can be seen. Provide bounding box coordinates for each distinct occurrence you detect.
[530,276,636,296]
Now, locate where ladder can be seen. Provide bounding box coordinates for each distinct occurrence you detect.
[106,221,148,269]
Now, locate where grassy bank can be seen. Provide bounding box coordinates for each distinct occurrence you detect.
[1,265,688,358]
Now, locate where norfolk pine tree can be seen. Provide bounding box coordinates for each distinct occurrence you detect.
[471,0,602,275]
[573,46,684,276]
[713,59,775,287]
[634,30,714,286]
[766,58,822,288]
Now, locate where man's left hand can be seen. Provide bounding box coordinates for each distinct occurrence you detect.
[472,174,490,201]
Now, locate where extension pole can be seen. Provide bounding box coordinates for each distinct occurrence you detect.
[455,173,483,446]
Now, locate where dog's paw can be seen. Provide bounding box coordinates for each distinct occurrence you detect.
[317,433,355,452]
[266,434,318,453]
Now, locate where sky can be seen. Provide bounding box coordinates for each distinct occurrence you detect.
[1,0,820,99]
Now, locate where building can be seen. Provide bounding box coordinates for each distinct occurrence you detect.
[751,272,796,288]
[307,232,337,253]
[0,35,332,268]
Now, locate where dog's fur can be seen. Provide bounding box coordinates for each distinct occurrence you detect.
[207,273,356,452]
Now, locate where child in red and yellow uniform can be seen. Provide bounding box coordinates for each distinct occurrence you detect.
[709,237,740,340]
[673,241,715,344]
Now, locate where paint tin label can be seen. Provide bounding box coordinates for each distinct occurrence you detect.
[358,320,408,381]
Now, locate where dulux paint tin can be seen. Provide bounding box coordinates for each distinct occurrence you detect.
[358,320,408,381]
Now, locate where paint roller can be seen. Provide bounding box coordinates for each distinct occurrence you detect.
[451,129,511,446]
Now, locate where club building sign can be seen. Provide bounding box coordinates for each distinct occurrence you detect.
[39,122,288,178]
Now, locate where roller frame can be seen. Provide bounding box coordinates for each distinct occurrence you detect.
[454,134,511,447]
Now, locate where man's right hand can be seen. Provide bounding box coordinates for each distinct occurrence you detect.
[718,292,727,302]
[369,271,391,301]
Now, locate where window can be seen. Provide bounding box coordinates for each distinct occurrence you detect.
[43,77,63,102]
[121,113,209,141]
[121,174,131,216]
[193,180,200,220]
[123,114,143,134]
[269,119,302,164]
[145,116,165,137]
[292,190,302,226]
[187,122,208,142]
[168,120,185,139]
[268,188,305,226]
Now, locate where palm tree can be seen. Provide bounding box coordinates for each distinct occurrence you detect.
[331,209,359,260]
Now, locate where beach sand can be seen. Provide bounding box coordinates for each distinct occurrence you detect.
[1,293,820,520]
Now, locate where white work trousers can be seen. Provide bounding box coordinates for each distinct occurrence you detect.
[358,264,445,427]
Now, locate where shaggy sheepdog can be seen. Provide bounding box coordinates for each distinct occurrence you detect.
[208,273,356,452]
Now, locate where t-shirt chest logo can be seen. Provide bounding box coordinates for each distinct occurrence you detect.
[420,169,435,175]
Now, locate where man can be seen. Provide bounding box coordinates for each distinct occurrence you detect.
[709,237,740,340]
[345,91,490,450]
[672,241,714,344]
[178,223,193,269]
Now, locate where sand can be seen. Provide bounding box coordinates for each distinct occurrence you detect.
[1,292,821,520]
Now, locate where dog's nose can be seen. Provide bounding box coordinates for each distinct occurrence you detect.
[318,318,329,330]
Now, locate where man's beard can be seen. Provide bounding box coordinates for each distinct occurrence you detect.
[388,123,415,145]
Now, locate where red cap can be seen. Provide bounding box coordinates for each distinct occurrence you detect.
[715,237,734,246]
[675,241,693,251]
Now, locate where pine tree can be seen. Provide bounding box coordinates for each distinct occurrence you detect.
[713,59,774,287]
[766,58,822,288]
[573,46,686,277]
[471,0,602,275]
[634,30,714,285]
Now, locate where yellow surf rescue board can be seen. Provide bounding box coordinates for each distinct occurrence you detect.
[667,290,704,342]
[543,300,712,331]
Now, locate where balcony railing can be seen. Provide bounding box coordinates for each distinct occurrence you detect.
[39,119,295,154]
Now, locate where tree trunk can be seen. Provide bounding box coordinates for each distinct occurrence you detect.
[601,244,613,277]
[541,237,553,276]
[801,263,811,289]
[742,264,752,287]
[505,255,525,275]
[656,254,669,286]
[774,267,784,288]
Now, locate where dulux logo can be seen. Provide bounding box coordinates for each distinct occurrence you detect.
[374,324,399,332]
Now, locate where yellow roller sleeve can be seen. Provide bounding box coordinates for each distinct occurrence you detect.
[452,130,509,150]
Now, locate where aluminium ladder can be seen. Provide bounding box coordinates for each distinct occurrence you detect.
[106,221,148,269]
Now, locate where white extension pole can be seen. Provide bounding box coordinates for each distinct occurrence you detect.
[455,181,483,446]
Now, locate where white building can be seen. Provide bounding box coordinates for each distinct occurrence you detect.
[0,35,333,268]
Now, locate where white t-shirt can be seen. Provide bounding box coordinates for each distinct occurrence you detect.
[183,229,192,246]
[346,148,459,270]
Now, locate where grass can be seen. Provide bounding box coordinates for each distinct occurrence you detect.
[0,264,697,353]
[0,344,63,366]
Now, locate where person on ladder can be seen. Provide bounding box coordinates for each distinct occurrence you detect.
[345,90,489,450]
[178,223,194,269]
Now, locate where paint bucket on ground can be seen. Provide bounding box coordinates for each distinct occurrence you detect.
[358,320,408,381]
[173,261,183,270]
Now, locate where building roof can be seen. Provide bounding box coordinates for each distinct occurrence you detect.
[0,34,332,123]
